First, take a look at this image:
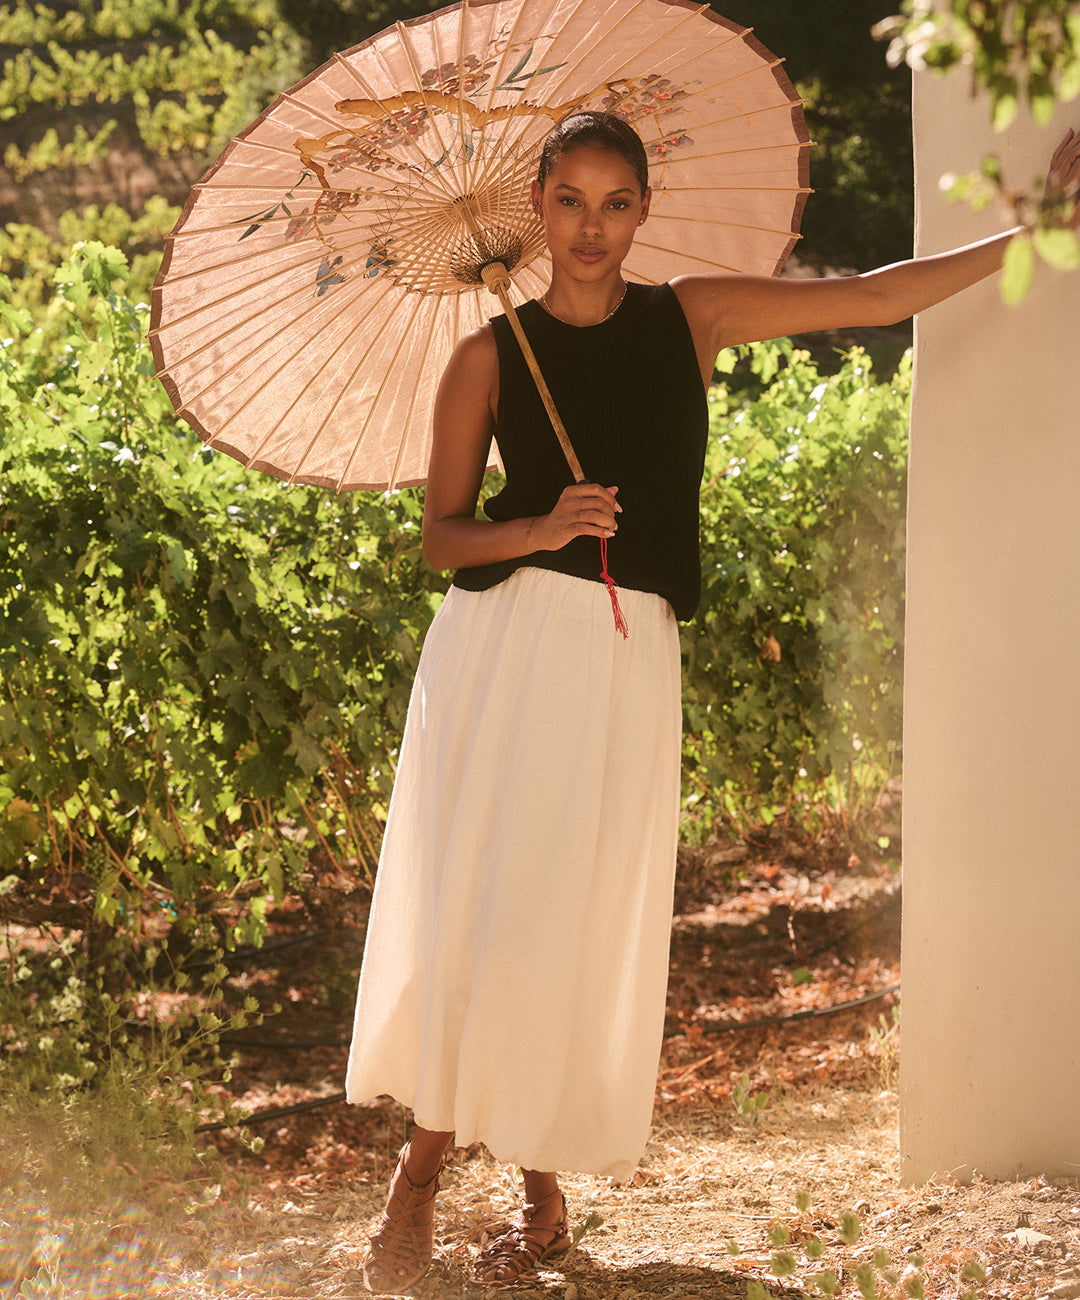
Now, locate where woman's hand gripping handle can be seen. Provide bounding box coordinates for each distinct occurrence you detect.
[525,483,622,553]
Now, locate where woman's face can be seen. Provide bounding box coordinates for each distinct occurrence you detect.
[531,145,651,284]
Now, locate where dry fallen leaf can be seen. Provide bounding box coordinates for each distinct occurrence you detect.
[1007,1227,1055,1248]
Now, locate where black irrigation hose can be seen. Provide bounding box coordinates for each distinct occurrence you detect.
[183,929,332,970]
[196,985,900,1134]
[195,1090,348,1133]
[213,983,901,1056]
[216,1034,351,1049]
[683,981,901,1039]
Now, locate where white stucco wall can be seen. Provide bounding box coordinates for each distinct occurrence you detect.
[901,74,1080,1183]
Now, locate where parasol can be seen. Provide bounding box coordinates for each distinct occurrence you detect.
[150,0,810,491]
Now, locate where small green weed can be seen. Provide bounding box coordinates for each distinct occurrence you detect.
[732,1072,769,1123]
[868,1004,901,1089]
[568,1210,605,1252]
[739,1192,989,1300]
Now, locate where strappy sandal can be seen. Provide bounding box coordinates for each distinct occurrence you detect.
[471,1188,572,1287]
[362,1145,441,1295]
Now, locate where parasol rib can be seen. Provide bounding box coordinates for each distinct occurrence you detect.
[670,97,810,137]
[189,272,390,449]
[455,0,495,199]
[188,180,360,193]
[664,184,813,196]
[652,212,806,238]
[149,236,352,340]
[580,17,792,121]
[380,294,451,491]
[318,289,433,489]
[223,131,435,195]
[663,141,812,163]
[158,249,413,411]
[162,209,382,246]
[147,231,336,300]
[627,236,751,273]
[250,285,430,486]
[395,21,467,190]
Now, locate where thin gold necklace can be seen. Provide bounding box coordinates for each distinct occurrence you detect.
[539,281,627,327]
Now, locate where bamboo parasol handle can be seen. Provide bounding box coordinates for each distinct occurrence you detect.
[479,261,585,484]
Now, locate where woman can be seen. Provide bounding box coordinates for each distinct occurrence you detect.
[347,112,1080,1292]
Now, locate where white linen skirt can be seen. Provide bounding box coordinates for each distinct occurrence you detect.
[345,566,682,1180]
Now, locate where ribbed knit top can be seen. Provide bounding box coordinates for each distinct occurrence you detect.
[452,281,709,621]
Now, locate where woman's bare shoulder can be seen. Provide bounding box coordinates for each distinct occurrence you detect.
[449,321,498,374]
[436,321,499,418]
[670,272,748,315]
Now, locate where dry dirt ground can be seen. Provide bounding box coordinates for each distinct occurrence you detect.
[4,837,1079,1299]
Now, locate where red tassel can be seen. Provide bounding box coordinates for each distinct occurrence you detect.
[600,535,629,639]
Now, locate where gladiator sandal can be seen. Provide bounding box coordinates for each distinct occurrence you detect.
[362,1145,441,1295]
[471,1188,572,1287]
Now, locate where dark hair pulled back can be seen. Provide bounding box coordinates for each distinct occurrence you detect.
[536,111,649,196]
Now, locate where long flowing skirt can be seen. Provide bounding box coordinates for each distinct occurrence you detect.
[345,566,682,1180]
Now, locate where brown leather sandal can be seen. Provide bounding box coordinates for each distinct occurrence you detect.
[471,1189,572,1287]
[362,1145,441,1295]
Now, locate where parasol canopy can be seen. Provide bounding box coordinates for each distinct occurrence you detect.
[150,0,811,491]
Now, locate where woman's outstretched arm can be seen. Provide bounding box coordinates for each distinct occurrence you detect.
[674,127,1080,376]
[421,326,620,571]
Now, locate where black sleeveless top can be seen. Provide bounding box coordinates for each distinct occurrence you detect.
[451,281,709,621]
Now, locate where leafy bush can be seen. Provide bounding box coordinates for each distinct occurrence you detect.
[1,241,440,1165]
[682,339,908,835]
[1,195,179,318]
[1,242,445,956]
[0,0,307,165]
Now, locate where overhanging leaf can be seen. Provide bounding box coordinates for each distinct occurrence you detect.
[1001,232,1035,305]
[1033,224,1080,271]
[992,88,1019,131]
